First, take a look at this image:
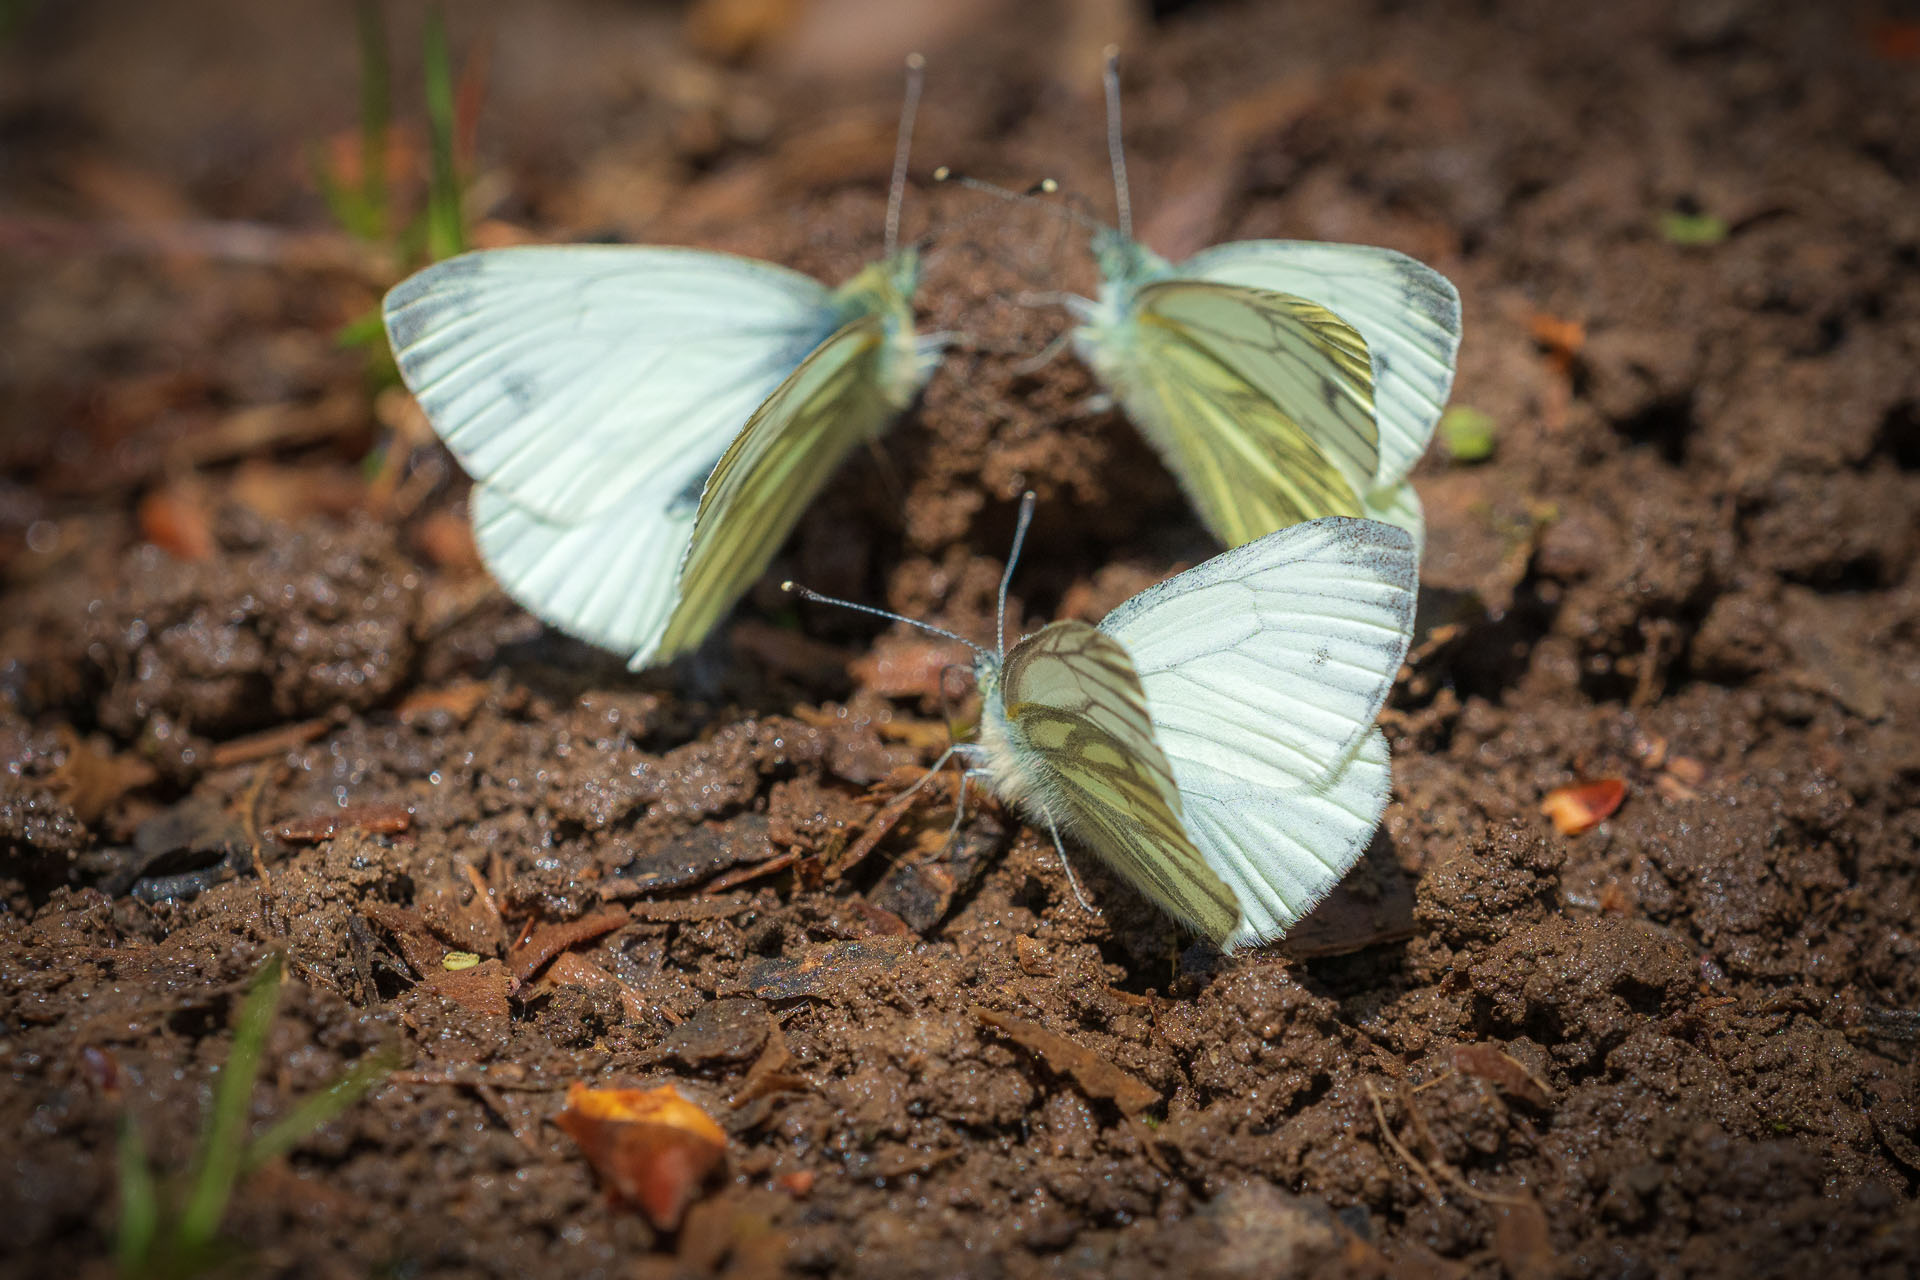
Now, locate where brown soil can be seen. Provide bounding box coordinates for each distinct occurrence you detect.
[4,1,1918,1276]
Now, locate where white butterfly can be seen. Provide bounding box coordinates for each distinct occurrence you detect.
[792,502,1417,950]
[383,58,942,670]
[1050,51,1462,555]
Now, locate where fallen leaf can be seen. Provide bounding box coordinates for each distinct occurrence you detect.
[1491,1194,1556,1280]
[361,902,457,977]
[208,718,331,768]
[746,937,912,1000]
[555,1083,728,1230]
[228,458,367,523]
[48,731,158,825]
[1450,1043,1554,1109]
[420,957,513,1017]
[395,680,490,725]
[545,952,651,1023]
[973,1007,1159,1115]
[1540,778,1626,836]
[508,907,631,983]
[137,484,215,561]
[1527,312,1586,362]
[411,509,484,575]
[276,801,413,843]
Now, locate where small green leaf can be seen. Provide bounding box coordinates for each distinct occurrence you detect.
[422,6,466,262]
[1439,406,1498,463]
[114,1116,159,1277]
[336,307,387,350]
[1658,210,1729,247]
[179,954,285,1250]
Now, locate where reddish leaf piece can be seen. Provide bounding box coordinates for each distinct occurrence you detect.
[555,1083,728,1230]
[973,1007,1160,1115]
[508,907,630,983]
[1451,1043,1554,1109]
[1540,778,1627,835]
[276,802,413,843]
[137,485,215,561]
[421,958,513,1018]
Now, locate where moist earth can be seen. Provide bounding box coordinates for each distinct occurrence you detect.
[2,1,1918,1277]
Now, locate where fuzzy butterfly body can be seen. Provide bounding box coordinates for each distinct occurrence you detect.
[960,515,1417,951]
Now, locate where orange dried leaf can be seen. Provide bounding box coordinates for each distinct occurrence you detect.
[48,731,158,825]
[1451,1042,1554,1109]
[556,1083,728,1230]
[276,801,413,843]
[137,486,215,561]
[508,907,630,983]
[395,680,491,725]
[973,1006,1160,1115]
[1526,312,1587,359]
[1541,778,1627,835]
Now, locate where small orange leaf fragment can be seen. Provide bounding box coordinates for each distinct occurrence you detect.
[1541,778,1627,836]
[555,1083,727,1230]
[137,485,215,561]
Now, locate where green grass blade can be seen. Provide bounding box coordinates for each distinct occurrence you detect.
[178,954,285,1249]
[114,1116,160,1277]
[242,1047,399,1173]
[356,0,391,232]
[422,5,465,261]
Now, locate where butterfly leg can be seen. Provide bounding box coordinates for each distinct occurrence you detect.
[944,767,974,847]
[1040,808,1099,915]
[1008,329,1074,377]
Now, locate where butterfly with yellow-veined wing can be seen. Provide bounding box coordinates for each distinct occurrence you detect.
[788,496,1417,950]
[951,51,1460,556]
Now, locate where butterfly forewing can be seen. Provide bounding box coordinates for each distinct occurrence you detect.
[385,246,838,527]
[1101,517,1416,795]
[1120,281,1379,548]
[999,621,1240,945]
[650,314,906,665]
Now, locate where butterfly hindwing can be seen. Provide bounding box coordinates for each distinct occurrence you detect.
[1180,728,1391,949]
[1099,281,1379,548]
[997,621,1241,945]
[469,484,694,660]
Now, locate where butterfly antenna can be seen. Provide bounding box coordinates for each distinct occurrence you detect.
[885,53,926,260]
[996,490,1037,662]
[1102,45,1132,240]
[783,580,989,660]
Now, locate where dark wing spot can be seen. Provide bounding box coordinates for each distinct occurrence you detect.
[667,467,711,517]
[500,371,539,410]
